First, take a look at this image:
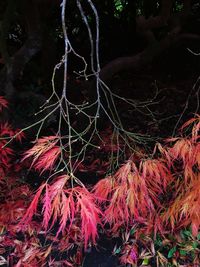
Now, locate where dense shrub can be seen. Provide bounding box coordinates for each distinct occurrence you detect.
[0,96,200,266]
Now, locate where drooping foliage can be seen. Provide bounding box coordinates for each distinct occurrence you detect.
[0,93,200,266]
[1,93,200,266]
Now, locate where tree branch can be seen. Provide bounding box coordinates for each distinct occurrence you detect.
[98,32,200,84]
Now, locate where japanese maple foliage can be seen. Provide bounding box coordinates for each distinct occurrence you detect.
[94,115,200,239]
[20,174,102,250]
[162,115,200,236]
[0,98,25,175]
[22,135,60,173]
[93,161,156,232]
[21,113,200,262]
[0,98,26,232]
[1,94,200,266]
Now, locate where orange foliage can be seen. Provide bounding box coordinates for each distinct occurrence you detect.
[162,115,200,235]
[94,161,156,231]
[94,114,200,238]
[22,136,60,173]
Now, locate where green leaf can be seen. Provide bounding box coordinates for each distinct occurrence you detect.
[114,247,121,254]
[197,233,200,240]
[142,258,149,265]
[168,247,176,258]
[183,230,191,237]
[191,251,195,259]
[179,249,187,256]
[192,241,198,249]
[180,229,192,241]
[130,228,135,236]
[155,235,162,247]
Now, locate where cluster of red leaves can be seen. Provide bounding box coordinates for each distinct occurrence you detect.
[0,96,84,266]
[0,97,44,266]
[162,116,200,236]
[93,115,200,239]
[19,114,200,265]
[0,177,83,266]
[93,158,171,234]
[20,175,102,250]
[119,244,138,265]
[22,135,61,174]
[0,176,35,250]
[0,97,24,176]
[0,178,31,231]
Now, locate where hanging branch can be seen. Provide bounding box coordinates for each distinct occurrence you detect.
[3,0,160,181]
